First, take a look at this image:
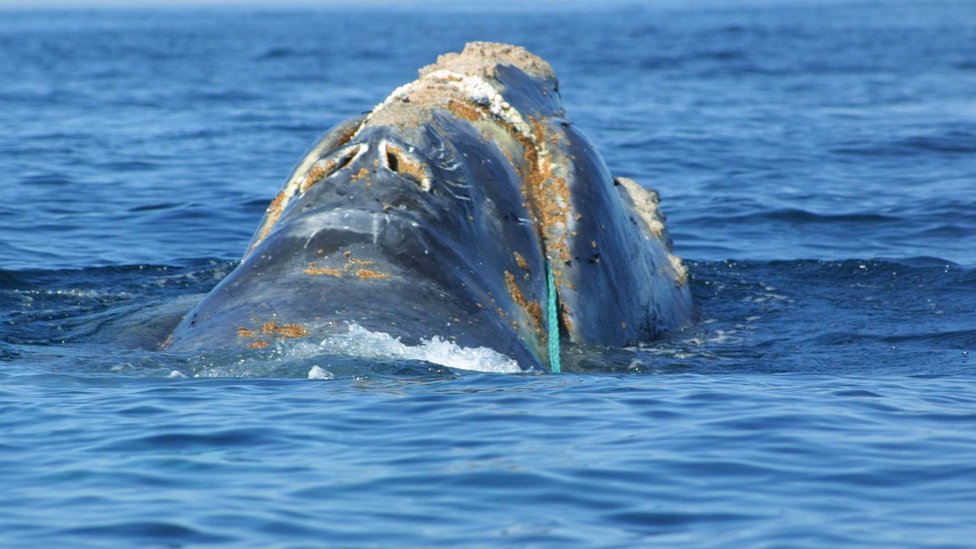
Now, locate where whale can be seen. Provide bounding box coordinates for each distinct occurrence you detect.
[165,42,692,372]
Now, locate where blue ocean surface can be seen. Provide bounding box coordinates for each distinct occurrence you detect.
[2,1,976,546]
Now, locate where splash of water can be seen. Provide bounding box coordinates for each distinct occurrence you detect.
[314,322,521,374]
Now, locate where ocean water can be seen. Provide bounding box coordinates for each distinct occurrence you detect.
[2,1,976,546]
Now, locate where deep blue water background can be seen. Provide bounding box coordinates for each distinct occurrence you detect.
[2,1,976,546]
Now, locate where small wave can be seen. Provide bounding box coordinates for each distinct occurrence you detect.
[691,208,900,226]
[18,171,74,186]
[639,49,749,70]
[763,208,898,224]
[821,329,976,350]
[899,131,976,154]
[257,46,297,59]
[0,269,25,289]
[910,223,974,239]
[59,521,232,545]
[188,89,264,103]
[128,202,185,213]
[94,159,159,172]
[832,128,976,157]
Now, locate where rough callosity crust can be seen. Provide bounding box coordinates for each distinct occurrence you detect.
[418,42,557,85]
[615,177,669,246]
[615,176,689,288]
[362,70,535,135]
[359,42,555,133]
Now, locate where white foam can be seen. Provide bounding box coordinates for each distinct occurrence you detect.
[317,322,521,374]
[307,365,335,380]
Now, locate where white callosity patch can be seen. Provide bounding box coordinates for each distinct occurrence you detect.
[615,176,689,287]
[318,322,521,374]
[616,177,666,239]
[668,254,689,287]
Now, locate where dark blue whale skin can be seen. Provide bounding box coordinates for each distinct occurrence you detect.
[166,42,692,371]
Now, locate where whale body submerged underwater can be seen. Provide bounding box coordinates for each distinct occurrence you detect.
[165,42,692,372]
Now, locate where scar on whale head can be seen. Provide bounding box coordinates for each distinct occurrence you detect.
[165,42,692,372]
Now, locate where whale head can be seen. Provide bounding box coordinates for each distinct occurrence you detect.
[166,43,692,371]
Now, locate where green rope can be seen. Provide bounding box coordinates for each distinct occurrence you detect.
[546,264,561,373]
